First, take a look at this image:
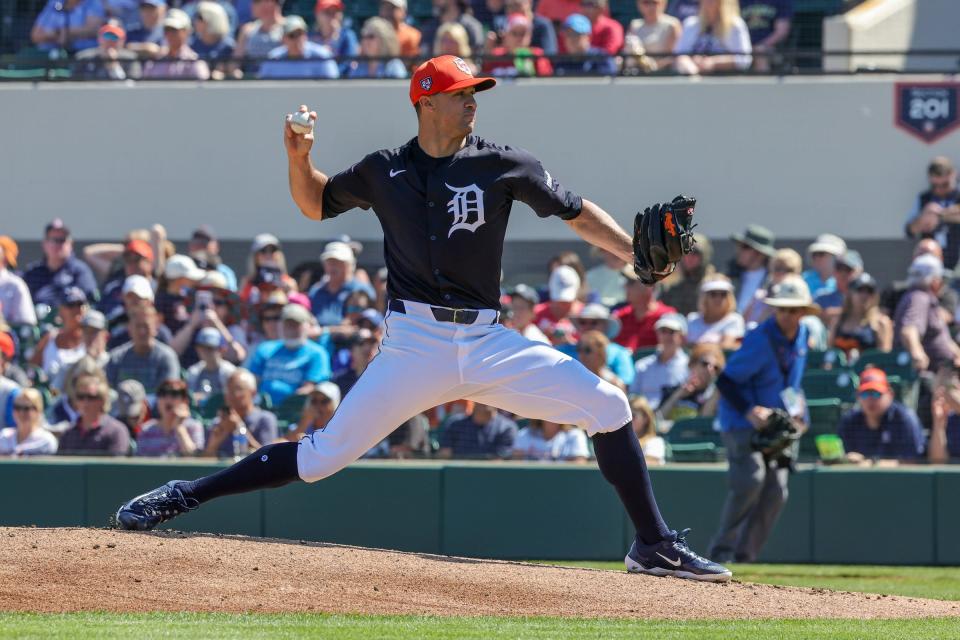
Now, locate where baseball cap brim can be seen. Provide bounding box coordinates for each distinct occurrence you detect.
[441,76,497,96]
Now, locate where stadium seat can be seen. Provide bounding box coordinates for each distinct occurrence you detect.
[801,368,859,404]
[853,350,916,381]
[665,416,723,462]
[275,393,306,428]
[198,392,225,422]
[632,347,658,362]
[805,348,848,371]
[799,397,843,457]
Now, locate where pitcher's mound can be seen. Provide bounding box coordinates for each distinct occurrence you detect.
[1,527,957,619]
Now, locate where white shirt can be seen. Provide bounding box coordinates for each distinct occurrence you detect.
[0,426,58,456]
[736,268,767,321]
[0,268,37,325]
[674,15,752,70]
[521,323,551,345]
[630,350,690,407]
[686,312,745,344]
[640,435,666,464]
[585,264,626,308]
[513,426,590,461]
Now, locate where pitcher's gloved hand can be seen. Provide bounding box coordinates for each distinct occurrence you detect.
[632,195,697,285]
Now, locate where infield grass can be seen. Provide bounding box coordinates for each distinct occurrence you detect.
[1,613,959,640]
[542,562,960,601]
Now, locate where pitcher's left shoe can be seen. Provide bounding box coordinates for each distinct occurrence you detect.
[115,481,198,531]
[625,528,732,582]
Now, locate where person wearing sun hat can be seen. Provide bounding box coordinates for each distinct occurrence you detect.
[685,274,743,349]
[710,274,813,564]
[802,233,847,300]
[559,303,635,386]
[729,224,775,321]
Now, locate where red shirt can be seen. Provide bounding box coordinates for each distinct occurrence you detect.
[483,47,554,77]
[591,14,624,55]
[534,301,583,344]
[613,300,675,351]
[535,0,584,22]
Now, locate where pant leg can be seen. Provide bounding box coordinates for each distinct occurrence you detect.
[708,429,767,562]
[296,312,461,482]
[734,464,789,562]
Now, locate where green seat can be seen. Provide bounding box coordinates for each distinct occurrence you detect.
[632,347,658,362]
[666,417,723,462]
[801,368,859,404]
[198,392,225,421]
[275,393,307,427]
[805,348,848,371]
[799,397,843,457]
[853,350,916,381]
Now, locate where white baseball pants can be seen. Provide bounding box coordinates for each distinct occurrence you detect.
[296,299,632,482]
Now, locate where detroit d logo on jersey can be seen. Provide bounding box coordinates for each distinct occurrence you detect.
[445,183,486,237]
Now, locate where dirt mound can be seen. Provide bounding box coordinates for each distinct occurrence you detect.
[0,527,956,619]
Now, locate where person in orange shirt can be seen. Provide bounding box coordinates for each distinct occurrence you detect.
[379,0,421,59]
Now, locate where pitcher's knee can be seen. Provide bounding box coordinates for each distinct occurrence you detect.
[585,384,632,436]
[296,439,355,483]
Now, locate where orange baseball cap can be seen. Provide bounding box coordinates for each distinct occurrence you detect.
[99,24,126,39]
[858,367,890,395]
[315,0,343,10]
[0,235,18,269]
[0,332,14,361]
[125,239,154,262]
[409,55,496,106]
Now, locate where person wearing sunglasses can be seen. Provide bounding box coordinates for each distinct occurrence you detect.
[563,303,634,387]
[286,381,341,442]
[905,157,960,262]
[576,329,627,393]
[838,367,925,465]
[629,312,688,407]
[0,389,57,457]
[657,343,725,422]
[30,287,89,391]
[22,219,98,309]
[829,273,892,357]
[685,275,743,350]
[136,379,205,457]
[59,374,130,456]
[710,275,813,564]
[240,234,297,305]
[74,23,141,80]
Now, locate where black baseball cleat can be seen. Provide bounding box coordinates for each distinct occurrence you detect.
[625,528,732,582]
[115,481,199,531]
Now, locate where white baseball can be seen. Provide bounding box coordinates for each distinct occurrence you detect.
[289,111,314,135]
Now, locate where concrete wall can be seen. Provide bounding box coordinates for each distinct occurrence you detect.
[1,76,959,247]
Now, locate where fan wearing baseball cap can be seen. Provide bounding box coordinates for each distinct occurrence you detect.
[837,367,925,463]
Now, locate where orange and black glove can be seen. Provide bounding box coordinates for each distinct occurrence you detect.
[632,195,698,285]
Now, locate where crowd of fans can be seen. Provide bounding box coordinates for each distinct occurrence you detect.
[20,0,798,79]
[1,154,960,465]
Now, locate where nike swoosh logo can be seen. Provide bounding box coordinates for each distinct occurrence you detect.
[656,552,682,567]
[389,169,406,177]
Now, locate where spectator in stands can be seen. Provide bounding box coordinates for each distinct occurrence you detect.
[801,233,846,300]
[0,332,28,389]
[905,156,960,271]
[578,0,622,55]
[259,16,339,79]
[711,275,811,564]
[113,378,150,438]
[188,225,237,291]
[839,367,925,464]
[0,237,36,326]
[136,379,205,457]
[23,219,98,309]
[106,305,180,395]
[74,23,141,80]
[191,1,236,79]
[553,13,616,76]
[630,312,688,406]
[331,329,378,397]
[155,254,204,335]
[728,224,774,326]
[534,0,581,22]
[504,285,549,344]
[239,234,298,304]
[814,249,863,322]
[307,242,376,327]
[577,329,628,392]
[235,0,286,71]
[739,0,792,72]
[673,0,752,75]
[895,254,960,373]
[179,271,247,366]
[544,250,588,301]
[98,238,156,320]
[437,404,518,459]
[534,266,582,345]
[584,249,627,308]
[657,343,724,421]
[311,0,359,70]
[660,234,713,316]
[143,8,211,79]
[630,396,666,465]
[613,273,676,351]
[749,251,830,351]
[930,378,960,463]
[285,381,339,441]
[880,239,958,324]
[483,13,553,77]
[379,0,421,59]
[31,287,88,390]
[563,304,634,386]
[58,374,130,456]
[512,419,589,462]
[345,17,408,78]
[31,0,106,53]
[46,309,110,394]
[47,356,98,432]
[666,0,698,22]
[433,24,478,74]
[685,275,744,349]
[0,388,57,457]
[489,0,557,55]
[126,0,166,49]
[247,290,288,349]
[106,276,174,350]
[0,342,20,431]
[829,273,892,357]
[422,0,484,55]
[187,325,238,402]
[624,0,681,71]
[245,303,331,406]
[203,368,279,457]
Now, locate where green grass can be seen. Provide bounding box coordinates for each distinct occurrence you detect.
[1,613,959,640]
[540,562,960,601]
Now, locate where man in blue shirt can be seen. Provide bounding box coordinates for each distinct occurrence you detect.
[126,0,166,46]
[245,303,331,405]
[437,403,517,459]
[553,14,616,77]
[839,367,925,463]
[710,275,811,564]
[307,241,376,327]
[31,0,106,53]
[259,16,339,79]
[22,219,99,309]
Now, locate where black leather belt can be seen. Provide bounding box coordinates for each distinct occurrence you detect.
[389,299,496,325]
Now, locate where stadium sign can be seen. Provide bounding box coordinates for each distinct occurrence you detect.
[895,82,960,144]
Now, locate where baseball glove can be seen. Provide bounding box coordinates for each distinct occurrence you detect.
[632,195,698,285]
[750,409,802,459]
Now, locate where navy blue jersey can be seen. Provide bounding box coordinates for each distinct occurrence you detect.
[321,136,582,310]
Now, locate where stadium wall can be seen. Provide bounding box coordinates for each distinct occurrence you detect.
[3,458,958,564]
[2,75,959,246]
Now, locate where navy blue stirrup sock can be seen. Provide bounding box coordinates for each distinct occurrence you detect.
[179,442,302,505]
[592,423,673,545]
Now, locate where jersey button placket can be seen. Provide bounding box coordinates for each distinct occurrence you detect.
[427,174,447,298]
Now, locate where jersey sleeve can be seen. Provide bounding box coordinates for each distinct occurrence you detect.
[321,153,379,219]
[507,148,583,220]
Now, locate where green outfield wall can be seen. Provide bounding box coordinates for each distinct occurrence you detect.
[2,459,957,565]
